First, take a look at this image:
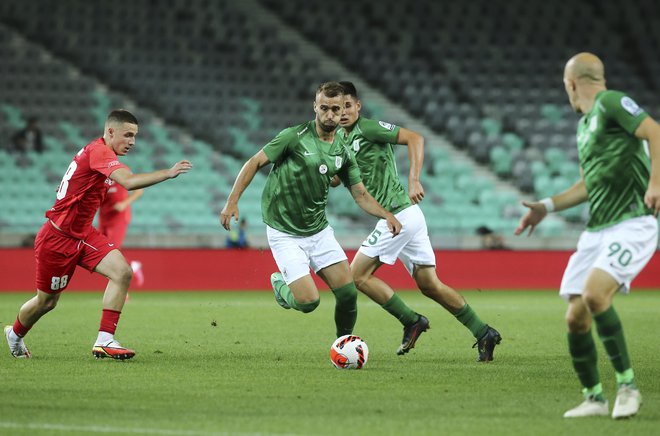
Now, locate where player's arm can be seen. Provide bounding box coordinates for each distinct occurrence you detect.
[220,150,271,230]
[635,117,660,216]
[396,127,425,204]
[349,182,402,236]
[514,171,588,236]
[110,161,192,190]
[114,189,144,212]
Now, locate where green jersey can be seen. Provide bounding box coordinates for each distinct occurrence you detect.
[261,121,362,236]
[577,90,651,230]
[338,117,411,214]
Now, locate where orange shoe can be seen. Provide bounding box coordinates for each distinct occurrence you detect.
[92,340,135,360]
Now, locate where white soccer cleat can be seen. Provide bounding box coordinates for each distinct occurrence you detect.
[130,260,144,287]
[4,325,32,359]
[92,339,136,360]
[563,397,609,418]
[612,385,642,419]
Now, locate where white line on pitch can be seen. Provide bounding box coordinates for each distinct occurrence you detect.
[0,422,304,436]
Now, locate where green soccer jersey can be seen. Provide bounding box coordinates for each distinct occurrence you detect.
[577,90,652,230]
[337,117,411,214]
[261,121,362,236]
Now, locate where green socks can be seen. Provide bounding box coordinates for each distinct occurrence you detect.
[582,383,606,403]
[455,304,489,339]
[568,330,601,391]
[568,306,636,394]
[594,306,632,374]
[276,281,320,313]
[382,294,419,326]
[332,282,358,337]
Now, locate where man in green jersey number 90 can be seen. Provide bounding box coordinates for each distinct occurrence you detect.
[516,53,660,419]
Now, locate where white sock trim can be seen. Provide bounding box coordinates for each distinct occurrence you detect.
[95,331,114,345]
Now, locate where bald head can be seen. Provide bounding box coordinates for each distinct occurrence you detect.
[564,52,605,84]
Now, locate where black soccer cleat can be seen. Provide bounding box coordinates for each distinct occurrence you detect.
[396,314,430,355]
[473,326,501,362]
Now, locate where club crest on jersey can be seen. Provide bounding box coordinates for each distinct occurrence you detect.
[589,115,598,132]
[352,139,360,152]
[105,178,115,186]
[621,96,643,116]
[335,156,343,169]
[319,164,328,175]
[378,121,395,131]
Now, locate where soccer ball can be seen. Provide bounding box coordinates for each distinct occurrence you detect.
[330,335,369,369]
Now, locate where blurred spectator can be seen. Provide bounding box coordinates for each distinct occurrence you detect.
[20,233,37,248]
[476,225,510,250]
[12,116,44,154]
[226,218,249,249]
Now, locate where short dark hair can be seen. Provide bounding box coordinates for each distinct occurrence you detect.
[339,81,358,99]
[106,109,138,125]
[476,225,494,236]
[316,82,345,98]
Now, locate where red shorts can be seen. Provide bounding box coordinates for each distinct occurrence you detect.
[34,221,116,293]
[98,217,129,248]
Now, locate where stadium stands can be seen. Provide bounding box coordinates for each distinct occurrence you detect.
[4,0,657,246]
[259,0,658,222]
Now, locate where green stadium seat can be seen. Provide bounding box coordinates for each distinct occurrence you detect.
[544,147,568,174]
[0,103,24,128]
[540,103,563,123]
[58,121,86,146]
[490,146,512,176]
[537,216,567,237]
[480,118,502,138]
[501,132,524,151]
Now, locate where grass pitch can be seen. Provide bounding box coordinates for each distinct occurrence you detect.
[1,290,659,435]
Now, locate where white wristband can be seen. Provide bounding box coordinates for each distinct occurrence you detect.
[540,197,555,213]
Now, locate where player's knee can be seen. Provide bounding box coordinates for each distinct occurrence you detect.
[333,283,357,305]
[352,273,370,292]
[115,263,133,287]
[42,297,59,313]
[565,310,590,333]
[298,298,320,313]
[582,290,606,314]
[414,267,441,295]
[417,278,444,298]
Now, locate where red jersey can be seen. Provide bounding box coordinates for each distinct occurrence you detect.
[100,183,131,223]
[46,137,128,239]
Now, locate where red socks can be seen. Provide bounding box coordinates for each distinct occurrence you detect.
[99,309,121,334]
[12,317,31,337]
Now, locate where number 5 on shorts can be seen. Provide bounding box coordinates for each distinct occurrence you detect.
[367,229,382,245]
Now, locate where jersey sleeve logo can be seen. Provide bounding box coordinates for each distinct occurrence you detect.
[378,121,396,131]
[621,96,643,116]
[108,160,121,168]
[335,156,343,169]
[319,164,328,174]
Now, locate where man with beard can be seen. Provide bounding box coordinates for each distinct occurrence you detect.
[220,82,401,338]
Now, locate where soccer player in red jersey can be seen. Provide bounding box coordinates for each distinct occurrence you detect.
[98,184,145,286]
[4,110,192,360]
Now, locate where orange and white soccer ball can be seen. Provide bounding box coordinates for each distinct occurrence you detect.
[330,335,369,369]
